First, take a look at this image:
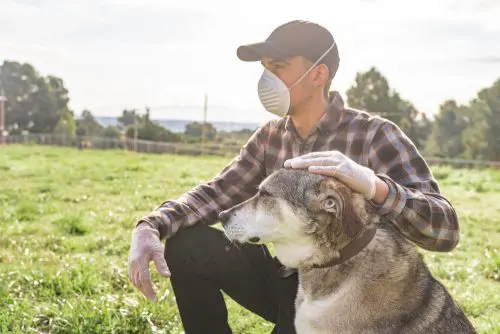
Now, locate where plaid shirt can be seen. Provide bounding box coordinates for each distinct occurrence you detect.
[155,92,460,252]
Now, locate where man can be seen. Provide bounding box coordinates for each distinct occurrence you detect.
[128,20,460,334]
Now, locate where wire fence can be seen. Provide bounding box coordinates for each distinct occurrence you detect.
[1,133,243,157]
[2,133,500,169]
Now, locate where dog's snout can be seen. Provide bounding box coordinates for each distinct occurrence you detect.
[218,210,230,224]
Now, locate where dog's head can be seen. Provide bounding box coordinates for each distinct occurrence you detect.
[219,168,378,268]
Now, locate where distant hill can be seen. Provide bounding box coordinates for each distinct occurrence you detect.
[93,116,260,133]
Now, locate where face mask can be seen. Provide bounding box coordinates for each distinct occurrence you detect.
[257,41,337,117]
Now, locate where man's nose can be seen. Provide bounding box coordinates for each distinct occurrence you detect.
[218,210,230,225]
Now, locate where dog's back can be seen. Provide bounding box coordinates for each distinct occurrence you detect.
[296,222,476,333]
[356,223,475,333]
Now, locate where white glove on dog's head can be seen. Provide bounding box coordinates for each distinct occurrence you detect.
[284,151,377,200]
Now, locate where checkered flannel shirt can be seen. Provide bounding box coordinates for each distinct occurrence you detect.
[154,92,460,252]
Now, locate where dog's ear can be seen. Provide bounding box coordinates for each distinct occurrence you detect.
[320,178,366,238]
[339,190,365,238]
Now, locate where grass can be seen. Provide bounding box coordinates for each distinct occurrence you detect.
[0,145,499,333]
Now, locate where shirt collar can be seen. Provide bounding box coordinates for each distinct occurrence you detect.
[284,90,345,136]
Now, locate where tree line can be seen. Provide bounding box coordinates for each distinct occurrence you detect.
[1,60,499,160]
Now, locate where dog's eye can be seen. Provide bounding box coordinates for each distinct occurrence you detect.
[259,189,271,197]
[323,198,339,214]
[325,198,336,209]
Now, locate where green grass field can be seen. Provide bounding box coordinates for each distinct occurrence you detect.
[1,145,499,333]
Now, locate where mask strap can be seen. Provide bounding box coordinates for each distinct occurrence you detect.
[288,41,336,91]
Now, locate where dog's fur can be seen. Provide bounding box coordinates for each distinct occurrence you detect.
[220,169,476,334]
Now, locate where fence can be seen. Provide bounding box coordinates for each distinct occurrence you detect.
[424,157,500,169]
[1,133,243,157]
[2,133,500,169]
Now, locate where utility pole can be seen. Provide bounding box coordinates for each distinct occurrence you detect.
[0,67,5,146]
[133,109,138,152]
[0,90,5,146]
[201,93,208,151]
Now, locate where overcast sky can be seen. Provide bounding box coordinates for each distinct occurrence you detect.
[1,0,499,124]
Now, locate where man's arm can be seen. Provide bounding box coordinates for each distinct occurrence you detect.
[367,121,460,252]
[129,123,269,301]
[145,123,269,240]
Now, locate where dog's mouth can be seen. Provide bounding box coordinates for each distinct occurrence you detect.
[222,219,264,245]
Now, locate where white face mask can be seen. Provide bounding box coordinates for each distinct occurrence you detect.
[257,41,337,117]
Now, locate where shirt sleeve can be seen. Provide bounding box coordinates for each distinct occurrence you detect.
[153,122,269,240]
[367,121,460,252]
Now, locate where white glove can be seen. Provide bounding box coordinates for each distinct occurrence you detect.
[128,222,171,301]
[284,151,377,200]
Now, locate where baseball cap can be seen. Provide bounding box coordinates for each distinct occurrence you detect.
[237,20,340,78]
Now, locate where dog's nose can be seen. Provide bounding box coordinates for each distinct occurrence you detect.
[218,210,230,224]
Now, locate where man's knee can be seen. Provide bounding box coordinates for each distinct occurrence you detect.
[164,223,222,269]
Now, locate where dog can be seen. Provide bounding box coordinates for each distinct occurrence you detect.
[219,168,476,334]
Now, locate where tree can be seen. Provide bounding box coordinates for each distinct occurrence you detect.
[414,113,433,150]
[125,123,182,142]
[215,128,255,145]
[425,100,467,158]
[1,60,72,133]
[118,109,139,129]
[423,78,500,160]
[125,108,182,142]
[346,67,402,124]
[346,67,429,149]
[54,110,76,139]
[184,121,217,141]
[76,110,103,136]
[102,125,122,139]
[462,78,500,160]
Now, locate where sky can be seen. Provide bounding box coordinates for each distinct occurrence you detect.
[1,0,499,125]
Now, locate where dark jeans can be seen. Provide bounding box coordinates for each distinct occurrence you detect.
[164,223,299,334]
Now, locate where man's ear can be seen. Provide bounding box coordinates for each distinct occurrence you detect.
[312,64,330,87]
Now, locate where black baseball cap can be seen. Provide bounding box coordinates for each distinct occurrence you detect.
[237,20,340,78]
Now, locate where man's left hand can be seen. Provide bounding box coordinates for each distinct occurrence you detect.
[284,151,388,204]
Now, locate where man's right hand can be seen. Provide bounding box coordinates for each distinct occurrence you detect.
[128,215,171,301]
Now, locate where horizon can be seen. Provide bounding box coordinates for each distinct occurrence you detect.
[2,0,499,125]
[88,115,261,133]
[86,114,260,124]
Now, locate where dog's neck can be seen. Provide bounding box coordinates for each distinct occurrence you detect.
[311,226,377,268]
[296,226,379,301]
[274,226,377,277]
